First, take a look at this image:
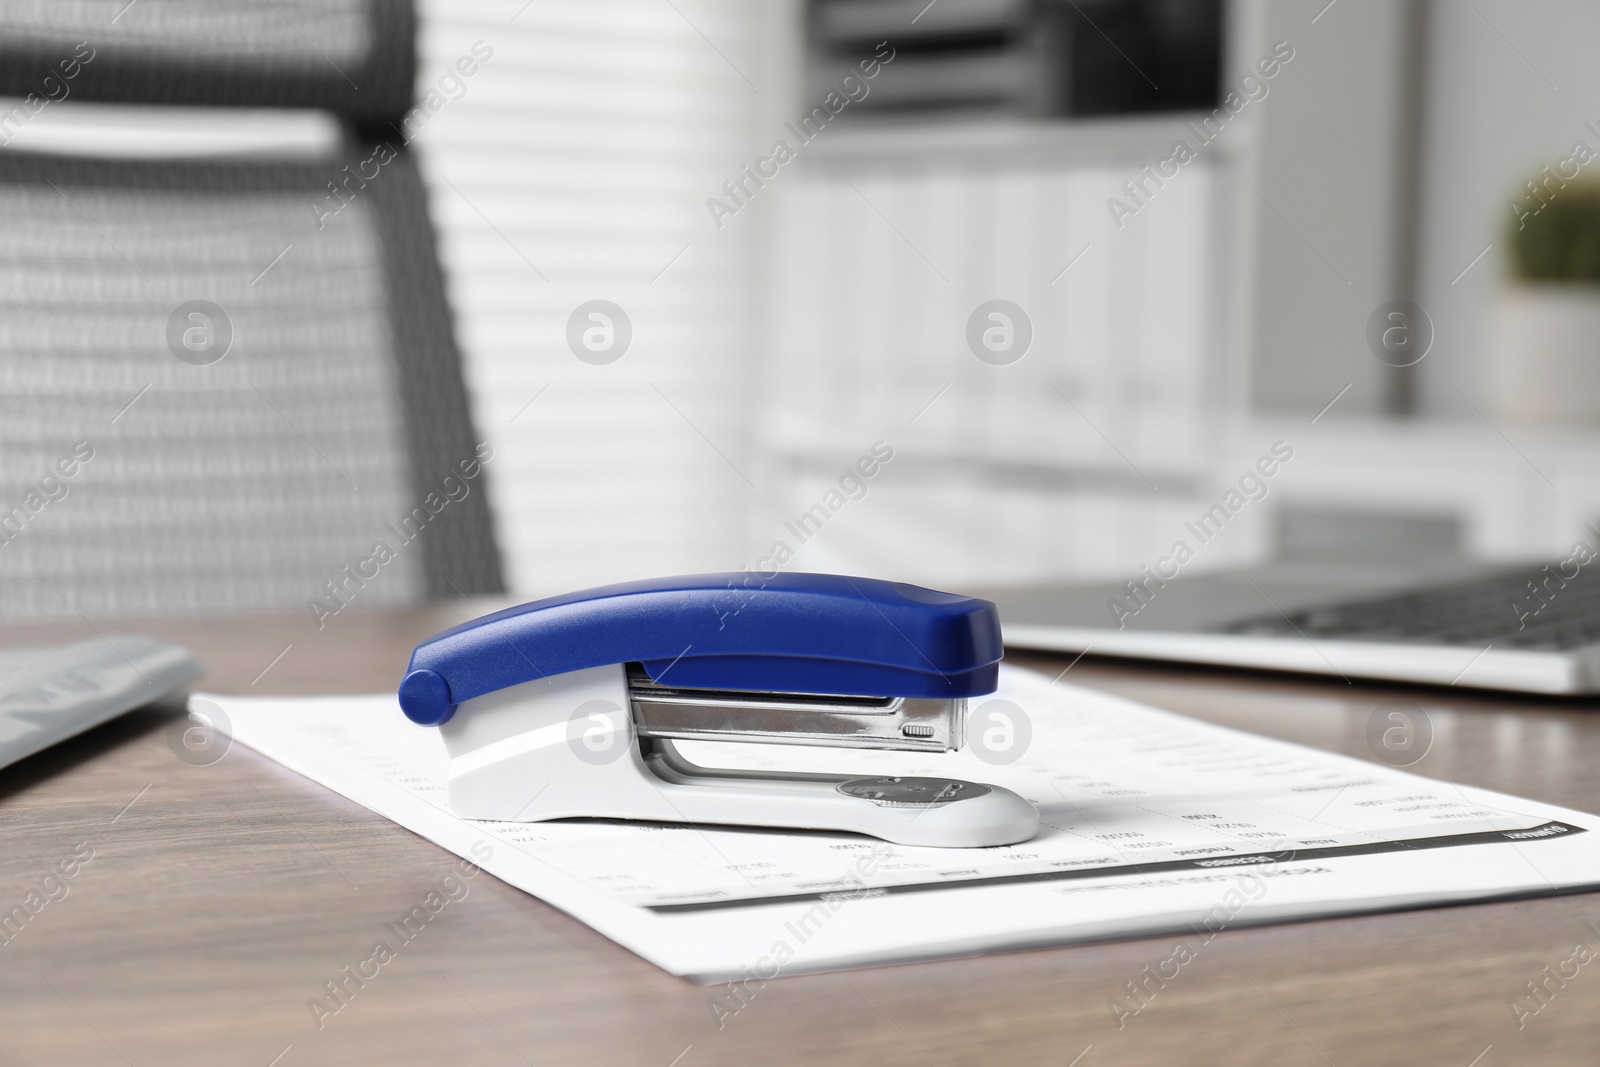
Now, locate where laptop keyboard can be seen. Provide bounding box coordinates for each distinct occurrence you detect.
[1216,566,1600,651]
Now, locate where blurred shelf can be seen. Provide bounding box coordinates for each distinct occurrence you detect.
[805,111,1254,167]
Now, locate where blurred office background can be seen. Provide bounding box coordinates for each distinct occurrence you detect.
[4,0,1600,619]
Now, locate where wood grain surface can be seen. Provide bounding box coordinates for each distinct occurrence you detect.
[2,604,1598,1066]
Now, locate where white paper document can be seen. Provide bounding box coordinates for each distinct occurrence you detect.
[207,667,1600,981]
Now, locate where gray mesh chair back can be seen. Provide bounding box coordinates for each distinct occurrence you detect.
[0,1,413,121]
[0,0,503,620]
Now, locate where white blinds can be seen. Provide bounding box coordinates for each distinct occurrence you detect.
[413,0,763,597]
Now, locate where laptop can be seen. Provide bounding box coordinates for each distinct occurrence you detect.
[991,556,1600,695]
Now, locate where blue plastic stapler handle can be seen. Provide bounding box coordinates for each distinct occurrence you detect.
[398,572,1004,726]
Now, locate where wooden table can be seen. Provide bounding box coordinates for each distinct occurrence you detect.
[3,604,1599,1066]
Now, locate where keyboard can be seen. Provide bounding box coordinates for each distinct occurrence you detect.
[0,636,202,770]
[1217,566,1600,651]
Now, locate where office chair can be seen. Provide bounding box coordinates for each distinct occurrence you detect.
[0,0,502,620]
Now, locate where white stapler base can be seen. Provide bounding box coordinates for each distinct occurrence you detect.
[438,664,1039,848]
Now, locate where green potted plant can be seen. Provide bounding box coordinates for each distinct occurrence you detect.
[1485,179,1600,423]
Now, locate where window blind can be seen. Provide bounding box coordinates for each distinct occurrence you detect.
[414,0,764,597]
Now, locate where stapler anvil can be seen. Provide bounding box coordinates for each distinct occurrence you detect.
[398,573,1040,847]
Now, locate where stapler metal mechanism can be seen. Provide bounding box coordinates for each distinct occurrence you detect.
[398,573,1039,847]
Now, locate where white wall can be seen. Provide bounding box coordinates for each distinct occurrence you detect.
[1244,0,1411,416]
[1413,0,1600,417]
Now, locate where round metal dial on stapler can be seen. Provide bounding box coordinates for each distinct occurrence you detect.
[838,777,992,807]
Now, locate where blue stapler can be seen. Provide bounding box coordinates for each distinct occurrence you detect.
[398,573,1039,847]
